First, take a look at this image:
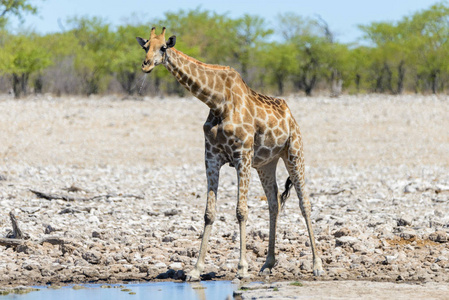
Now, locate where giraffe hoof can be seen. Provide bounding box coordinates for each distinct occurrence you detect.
[236,271,251,280]
[186,269,201,282]
[258,268,272,276]
[313,258,324,276]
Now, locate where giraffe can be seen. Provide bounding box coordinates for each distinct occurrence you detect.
[136,27,324,280]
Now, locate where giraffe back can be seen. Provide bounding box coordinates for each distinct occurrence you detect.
[203,69,297,168]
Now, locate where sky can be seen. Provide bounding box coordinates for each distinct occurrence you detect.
[7,0,442,43]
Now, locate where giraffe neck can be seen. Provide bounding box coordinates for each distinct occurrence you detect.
[164,48,230,113]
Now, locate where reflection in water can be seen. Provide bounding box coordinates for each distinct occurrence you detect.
[1,281,238,300]
[191,282,207,300]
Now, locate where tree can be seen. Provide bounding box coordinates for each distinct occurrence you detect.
[158,8,238,95]
[258,42,296,95]
[312,16,350,97]
[66,16,116,95]
[0,0,40,28]
[0,33,52,97]
[405,2,449,93]
[162,8,233,64]
[359,21,410,94]
[322,42,351,96]
[2,4,449,96]
[112,24,151,95]
[232,14,272,82]
[277,13,338,96]
[359,2,449,94]
[345,46,372,93]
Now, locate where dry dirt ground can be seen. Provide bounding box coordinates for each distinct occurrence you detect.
[0,94,448,298]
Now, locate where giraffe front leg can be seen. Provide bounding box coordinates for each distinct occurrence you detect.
[186,190,216,281]
[186,160,220,282]
[236,156,251,279]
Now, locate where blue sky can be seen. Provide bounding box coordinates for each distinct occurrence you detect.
[8,0,442,43]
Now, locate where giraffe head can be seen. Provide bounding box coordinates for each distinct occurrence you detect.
[136,27,176,73]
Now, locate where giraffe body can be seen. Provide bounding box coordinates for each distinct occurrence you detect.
[137,27,323,280]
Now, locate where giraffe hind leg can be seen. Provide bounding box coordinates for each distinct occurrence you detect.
[284,141,324,276]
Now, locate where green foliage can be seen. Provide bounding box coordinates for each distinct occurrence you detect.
[345,46,372,93]
[358,1,449,94]
[405,2,449,93]
[163,8,232,63]
[112,24,150,94]
[0,34,51,74]
[290,281,303,287]
[232,14,273,81]
[0,32,52,97]
[1,3,449,97]
[278,12,343,95]
[258,42,297,95]
[359,20,410,93]
[0,0,40,28]
[66,16,117,95]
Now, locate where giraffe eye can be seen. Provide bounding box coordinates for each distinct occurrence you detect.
[161,45,167,52]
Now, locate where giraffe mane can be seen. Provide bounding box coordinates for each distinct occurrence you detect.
[171,48,230,71]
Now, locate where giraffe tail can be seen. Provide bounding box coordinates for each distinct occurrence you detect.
[280,176,293,210]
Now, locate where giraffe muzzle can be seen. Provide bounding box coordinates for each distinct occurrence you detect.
[142,61,154,73]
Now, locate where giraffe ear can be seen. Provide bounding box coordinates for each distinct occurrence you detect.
[136,37,148,49]
[166,35,176,48]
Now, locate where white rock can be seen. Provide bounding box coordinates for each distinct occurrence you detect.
[88,216,100,224]
[384,255,397,264]
[169,262,183,270]
[154,262,167,269]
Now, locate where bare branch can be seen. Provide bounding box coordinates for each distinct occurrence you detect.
[6,211,25,239]
[30,189,144,201]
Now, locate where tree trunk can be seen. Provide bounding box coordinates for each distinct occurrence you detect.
[384,63,393,94]
[126,72,136,95]
[154,76,161,97]
[413,74,421,94]
[330,69,342,97]
[299,69,317,96]
[375,70,383,93]
[276,74,284,96]
[430,70,439,94]
[86,78,98,95]
[301,48,318,96]
[303,73,317,96]
[374,63,392,94]
[118,71,136,95]
[304,85,313,96]
[84,69,100,96]
[12,73,29,98]
[396,60,405,95]
[12,74,21,98]
[34,74,43,94]
[293,78,303,92]
[240,52,248,82]
[355,74,361,93]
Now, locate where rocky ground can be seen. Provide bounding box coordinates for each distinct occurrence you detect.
[234,280,449,299]
[0,94,448,295]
